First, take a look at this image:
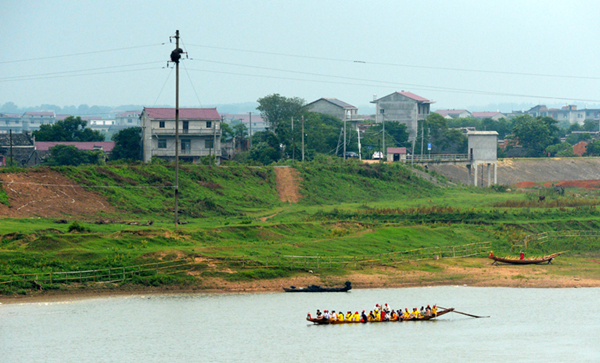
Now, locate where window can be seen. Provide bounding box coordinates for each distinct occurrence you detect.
[158,139,167,149]
[159,121,165,128]
[128,118,133,123]
[206,121,212,128]
[205,139,214,149]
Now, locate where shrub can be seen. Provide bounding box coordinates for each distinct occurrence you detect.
[68,221,91,233]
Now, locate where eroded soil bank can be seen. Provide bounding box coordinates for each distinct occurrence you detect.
[2,258,598,304]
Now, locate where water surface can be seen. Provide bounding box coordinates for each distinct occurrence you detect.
[1,287,598,362]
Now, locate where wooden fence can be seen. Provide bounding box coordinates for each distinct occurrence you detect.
[0,241,491,289]
[514,230,600,249]
[0,259,192,288]
[219,241,491,269]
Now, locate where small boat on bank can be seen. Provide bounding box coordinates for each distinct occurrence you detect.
[283,281,351,293]
[489,252,562,265]
[307,308,454,324]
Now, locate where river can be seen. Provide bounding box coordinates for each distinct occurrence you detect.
[1,286,598,362]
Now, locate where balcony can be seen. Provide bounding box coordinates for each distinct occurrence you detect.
[152,128,221,136]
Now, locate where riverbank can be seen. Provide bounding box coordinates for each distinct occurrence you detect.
[2,257,599,304]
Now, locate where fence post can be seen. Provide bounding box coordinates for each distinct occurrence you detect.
[123,268,125,282]
[109,269,111,281]
[266,256,269,268]
[452,246,455,258]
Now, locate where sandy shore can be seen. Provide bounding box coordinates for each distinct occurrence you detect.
[2,258,599,304]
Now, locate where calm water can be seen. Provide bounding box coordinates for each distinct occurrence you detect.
[1,287,599,362]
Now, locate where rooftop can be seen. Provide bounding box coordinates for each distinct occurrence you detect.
[143,107,220,120]
[307,98,357,109]
[371,91,432,103]
[35,141,116,152]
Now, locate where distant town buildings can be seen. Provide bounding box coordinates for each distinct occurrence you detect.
[222,113,267,135]
[525,104,600,123]
[141,107,222,163]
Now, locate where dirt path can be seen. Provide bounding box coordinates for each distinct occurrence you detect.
[0,170,115,218]
[273,166,302,203]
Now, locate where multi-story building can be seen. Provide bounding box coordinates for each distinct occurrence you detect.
[526,104,600,124]
[471,111,505,121]
[370,91,433,141]
[306,98,358,120]
[21,112,56,131]
[115,111,142,127]
[0,114,23,134]
[141,107,222,163]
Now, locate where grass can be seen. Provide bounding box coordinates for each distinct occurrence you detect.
[2,160,600,293]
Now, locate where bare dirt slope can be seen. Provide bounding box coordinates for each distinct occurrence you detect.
[428,157,600,186]
[0,170,115,218]
[273,166,302,203]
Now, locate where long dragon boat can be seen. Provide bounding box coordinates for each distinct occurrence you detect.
[307,308,454,324]
[489,252,562,265]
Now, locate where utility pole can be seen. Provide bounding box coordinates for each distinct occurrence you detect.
[301,115,305,161]
[421,119,424,156]
[291,117,295,162]
[380,109,385,162]
[214,117,218,164]
[343,113,347,160]
[170,30,184,227]
[248,112,252,150]
[9,129,13,167]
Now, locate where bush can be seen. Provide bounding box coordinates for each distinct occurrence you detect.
[68,221,91,233]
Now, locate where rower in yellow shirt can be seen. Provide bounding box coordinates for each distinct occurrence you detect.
[432,305,437,316]
[352,311,360,322]
[346,311,352,321]
[338,312,344,322]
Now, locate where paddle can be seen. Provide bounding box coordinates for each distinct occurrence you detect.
[437,306,490,319]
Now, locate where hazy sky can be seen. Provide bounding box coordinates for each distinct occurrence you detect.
[2,0,600,112]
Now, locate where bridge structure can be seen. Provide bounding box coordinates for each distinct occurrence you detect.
[398,131,499,187]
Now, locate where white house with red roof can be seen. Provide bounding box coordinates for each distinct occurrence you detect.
[141,107,222,163]
[370,91,433,141]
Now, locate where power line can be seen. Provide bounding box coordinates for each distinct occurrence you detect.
[0,43,166,64]
[153,67,174,107]
[0,61,165,82]
[185,67,600,103]
[0,66,162,83]
[186,43,600,81]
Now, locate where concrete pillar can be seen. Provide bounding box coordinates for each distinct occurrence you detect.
[494,162,497,184]
[473,163,478,186]
[487,163,491,187]
[467,164,472,185]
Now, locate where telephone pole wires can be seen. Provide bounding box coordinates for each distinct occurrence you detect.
[170,30,184,227]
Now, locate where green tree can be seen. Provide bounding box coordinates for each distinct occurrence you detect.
[565,132,591,145]
[584,140,600,156]
[33,116,105,141]
[44,145,103,166]
[546,142,575,157]
[256,94,305,159]
[583,119,599,132]
[221,123,235,141]
[111,127,141,161]
[511,115,559,157]
[249,142,279,165]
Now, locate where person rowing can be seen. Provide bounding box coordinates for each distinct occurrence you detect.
[420,306,425,317]
[346,311,353,321]
[425,305,432,317]
[338,311,344,322]
[315,309,323,320]
[403,308,411,320]
[331,311,338,321]
[323,310,330,320]
[361,310,368,323]
[352,311,360,322]
[432,305,437,317]
[368,311,376,321]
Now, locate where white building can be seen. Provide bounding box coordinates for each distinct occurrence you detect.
[141,107,222,163]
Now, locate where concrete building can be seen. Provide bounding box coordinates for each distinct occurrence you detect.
[370,91,433,141]
[0,132,36,166]
[306,98,358,120]
[115,111,142,127]
[141,107,221,163]
[386,147,407,162]
[21,112,56,131]
[467,131,498,186]
[0,114,23,134]
[35,141,115,163]
[435,109,472,119]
